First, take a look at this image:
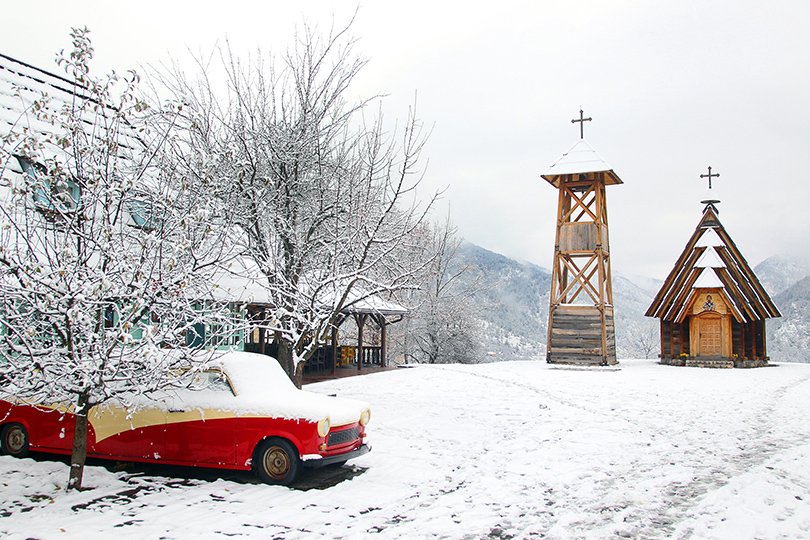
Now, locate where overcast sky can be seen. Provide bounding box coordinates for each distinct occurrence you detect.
[3,1,809,279]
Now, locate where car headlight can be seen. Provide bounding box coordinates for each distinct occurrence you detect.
[317,417,331,437]
[359,409,371,427]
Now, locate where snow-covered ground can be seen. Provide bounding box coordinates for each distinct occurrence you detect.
[3,359,810,539]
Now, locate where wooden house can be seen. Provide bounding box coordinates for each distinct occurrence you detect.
[645,201,780,368]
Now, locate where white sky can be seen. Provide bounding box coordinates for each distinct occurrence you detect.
[3,0,809,279]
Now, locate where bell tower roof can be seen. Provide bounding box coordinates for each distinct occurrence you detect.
[541,139,623,188]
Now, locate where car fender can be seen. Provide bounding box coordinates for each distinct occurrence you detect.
[0,403,37,449]
[235,417,318,468]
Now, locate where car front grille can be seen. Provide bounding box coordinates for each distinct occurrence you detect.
[327,425,359,447]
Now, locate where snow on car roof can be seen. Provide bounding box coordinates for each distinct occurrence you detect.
[191,351,369,426]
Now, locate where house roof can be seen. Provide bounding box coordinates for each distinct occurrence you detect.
[541,139,623,187]
[646,203,781,323]
[338,291,409,317]
[209,257,407,318]
[0,52,142,170]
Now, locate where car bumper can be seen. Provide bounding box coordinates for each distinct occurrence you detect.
[303,444,371,469]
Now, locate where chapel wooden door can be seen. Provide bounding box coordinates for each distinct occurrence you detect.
[698,315,722,356]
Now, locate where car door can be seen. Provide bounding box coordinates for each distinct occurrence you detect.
[88,400,168,460]
[32,405,75,452]
[164,371,237,466]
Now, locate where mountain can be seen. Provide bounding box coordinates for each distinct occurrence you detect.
[751,255,810,363]
[456,244,810,364]
[458,243,550,361]
[458,243,657,361]
[612,274,660,359]
[768,275,810,363]
[754,255,810,296]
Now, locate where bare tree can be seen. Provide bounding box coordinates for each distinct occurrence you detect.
[156,21,436,385]
[407,214,485,364]
[638,319,660,360]
[0,29,227,490]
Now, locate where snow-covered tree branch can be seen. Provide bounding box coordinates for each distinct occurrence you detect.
[155,20,437,385]
[404,215,486,364]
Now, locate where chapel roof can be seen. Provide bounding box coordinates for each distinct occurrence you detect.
[645,203,780,323]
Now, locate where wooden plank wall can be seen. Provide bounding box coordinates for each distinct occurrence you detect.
[558,223,610,253]
[547,305,617,365]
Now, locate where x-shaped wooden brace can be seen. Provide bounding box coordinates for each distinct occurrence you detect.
[555,254,600,305]
[560,184,598,224]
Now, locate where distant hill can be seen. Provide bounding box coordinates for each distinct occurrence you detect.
[749,254,810,363]
[754,255,810,296]
[611,274,659,359]
[458,243,810,363]
[458,243,550,361]
[458,243,657,361]
[768,275,810,363]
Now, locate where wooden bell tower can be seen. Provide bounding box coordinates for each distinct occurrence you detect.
[542,111,623,366]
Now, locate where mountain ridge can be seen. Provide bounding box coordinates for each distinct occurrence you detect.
[460,243,810,363]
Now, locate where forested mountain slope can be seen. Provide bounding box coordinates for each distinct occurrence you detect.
[768,275,810,363]
[458,243,657,360]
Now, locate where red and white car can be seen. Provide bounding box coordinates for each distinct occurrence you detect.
[0,352,370,485]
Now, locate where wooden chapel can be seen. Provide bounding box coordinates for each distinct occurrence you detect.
[645,186,780,368]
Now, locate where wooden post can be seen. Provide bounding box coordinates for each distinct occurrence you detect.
[379,315,388,368]
[258,310,266,356]
[331,325,338,375]
[354,313,367,371]
[595,177,608,364]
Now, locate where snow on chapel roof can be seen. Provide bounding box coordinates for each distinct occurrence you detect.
[541,139,623,187]
[646,204,780,323]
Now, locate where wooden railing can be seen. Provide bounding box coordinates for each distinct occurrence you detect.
[358,346,382,366]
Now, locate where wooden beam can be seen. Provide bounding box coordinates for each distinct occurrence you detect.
[354,313,367,371]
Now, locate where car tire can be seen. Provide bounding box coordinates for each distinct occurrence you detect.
[1,423,30,458]
[253,437,300,485]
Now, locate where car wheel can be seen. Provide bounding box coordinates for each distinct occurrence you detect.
[1,423,30,458]
[253,438,300,485]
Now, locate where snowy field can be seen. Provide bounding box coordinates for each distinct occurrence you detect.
[3,359,810,539]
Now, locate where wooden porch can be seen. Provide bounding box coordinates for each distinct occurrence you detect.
[302,360,396,385]
[243,295,407,380]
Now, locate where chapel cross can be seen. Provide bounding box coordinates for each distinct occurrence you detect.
[700,166,720,189]
[571,108,592,139]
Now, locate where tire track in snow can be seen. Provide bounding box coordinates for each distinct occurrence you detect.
[433,364,633,420]
[633,369,810,540]
[427,363,810,540]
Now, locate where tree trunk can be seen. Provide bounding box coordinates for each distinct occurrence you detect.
[67,394,90,491]
[276,340,299,388]
[294,362,304,390]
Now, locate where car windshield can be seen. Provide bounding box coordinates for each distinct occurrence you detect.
[190,370,235,396]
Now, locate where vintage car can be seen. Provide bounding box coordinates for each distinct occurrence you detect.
[0,352,370,485]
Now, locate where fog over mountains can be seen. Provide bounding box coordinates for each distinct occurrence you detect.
[459,243,810,363]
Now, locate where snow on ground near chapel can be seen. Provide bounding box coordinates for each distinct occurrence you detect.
[3,359,810,539]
